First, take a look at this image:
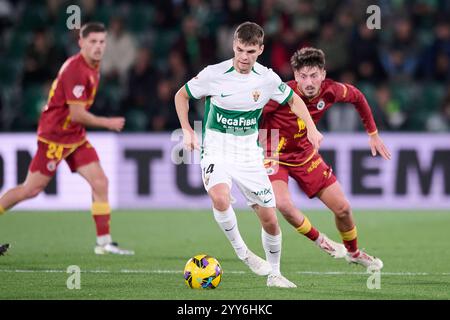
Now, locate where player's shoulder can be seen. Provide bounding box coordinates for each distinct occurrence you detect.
[286,79,297,89]
[252,61,274,78]
[59,54,87,77]
[322,78,340,88]
[205,59,234,74]
[320,78,354,101]
[321,78,345,95]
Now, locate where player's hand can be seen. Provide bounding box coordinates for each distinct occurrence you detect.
[106,117,125,132]
[369,133,391,160]
[183,129,200,151]
[307,128,323,150]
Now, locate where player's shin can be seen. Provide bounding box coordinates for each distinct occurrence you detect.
[213,206,248,260]
[261,228,281,275]
[91,202,112,245]
[0,205,5,215]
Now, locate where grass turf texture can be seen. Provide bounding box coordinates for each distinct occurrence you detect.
[0,210,449,300]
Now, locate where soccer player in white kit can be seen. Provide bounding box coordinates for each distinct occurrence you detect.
[174,22,323,288]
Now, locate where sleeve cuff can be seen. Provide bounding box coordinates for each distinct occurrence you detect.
[368,130,378,136]
[281,88,294,105]
[184,83,196,99]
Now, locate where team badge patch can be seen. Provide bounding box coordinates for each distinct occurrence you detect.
[46,160,57,172]
[72,85,85,98]
[252,90,261,102]
[316,99,325,110]
[278,83,287,93]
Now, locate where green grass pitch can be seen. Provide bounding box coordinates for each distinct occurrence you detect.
[0,210,449,299]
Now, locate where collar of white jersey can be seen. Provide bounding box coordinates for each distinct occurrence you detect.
[224,59,262,77]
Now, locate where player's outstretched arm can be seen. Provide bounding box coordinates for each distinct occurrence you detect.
[334,83,391,160]
[174,86,199,151]
[369,131,391,160]
[288,93,323,150]
[69,104,125,132]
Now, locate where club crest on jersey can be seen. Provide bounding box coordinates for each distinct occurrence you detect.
[47,160,57,172]
[72,85,85,98]
[316,99,325,110]
[252,90,261,102]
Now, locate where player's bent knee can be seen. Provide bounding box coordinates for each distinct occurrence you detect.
[210,193,230,211]
[258,207,279,227]
[276,198,296,216]
[334,201,352,219]
[91,176,109,194]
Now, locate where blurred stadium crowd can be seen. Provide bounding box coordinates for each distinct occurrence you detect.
[0,0,449,132]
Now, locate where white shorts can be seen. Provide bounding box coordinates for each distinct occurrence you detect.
[200,156,276,208]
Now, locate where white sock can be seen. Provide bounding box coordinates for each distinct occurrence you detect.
[97,234,112,246]
[213,206,248,260]
[261,228,281,275]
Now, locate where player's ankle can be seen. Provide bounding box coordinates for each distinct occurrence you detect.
[97,234,112,246]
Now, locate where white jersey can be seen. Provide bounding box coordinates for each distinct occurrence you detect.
[185,59,293,162]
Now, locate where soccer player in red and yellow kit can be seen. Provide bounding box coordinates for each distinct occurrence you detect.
[261,47,391,270]
[0,23,133,255]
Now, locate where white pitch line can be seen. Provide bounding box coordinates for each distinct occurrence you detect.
[0,269,449,276]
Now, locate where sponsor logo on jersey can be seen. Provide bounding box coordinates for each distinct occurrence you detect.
[72,85,85,98]
[316,99,325,110]
[252,90,260,102]
[216,114,257,127]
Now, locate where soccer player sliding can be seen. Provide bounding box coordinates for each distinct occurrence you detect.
[261,47,391,270]
[0,23,133,256]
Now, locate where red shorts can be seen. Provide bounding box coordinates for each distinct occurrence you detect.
[29,140,99,176]
[266,153,337,198]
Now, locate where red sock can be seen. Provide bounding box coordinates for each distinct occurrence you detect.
[304,227,319,241]
[340,227,358,254]
[343,239,358,254]
[92,202,111,236]
[93,214,110,236]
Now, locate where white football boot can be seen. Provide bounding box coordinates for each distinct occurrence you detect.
[345,249,383,270]
[94,242,135,255]
[242,250,272,276]
[314,233,347,258]
[267,274,297,288]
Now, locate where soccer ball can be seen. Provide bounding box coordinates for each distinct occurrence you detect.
[183,254,223,289]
